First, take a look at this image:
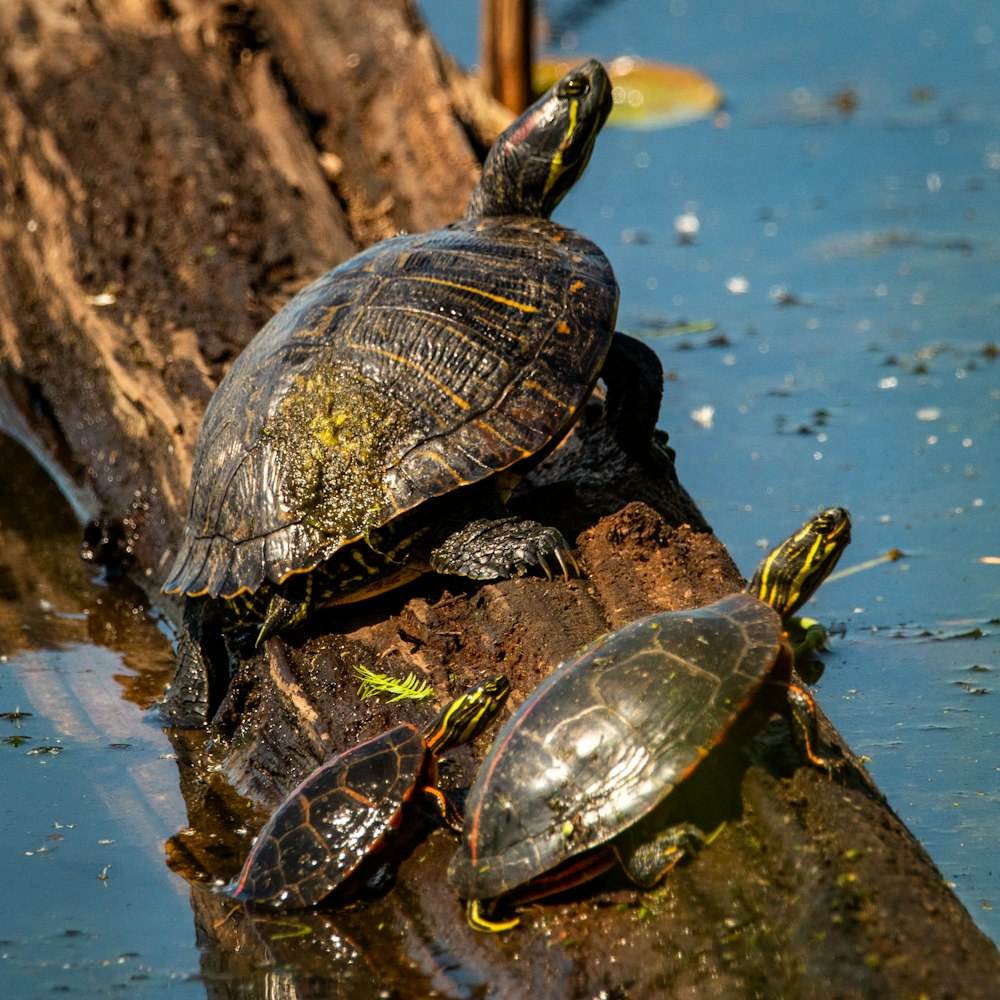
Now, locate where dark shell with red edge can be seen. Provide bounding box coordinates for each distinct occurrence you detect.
[225,723,432,909]
[449,593,790,901]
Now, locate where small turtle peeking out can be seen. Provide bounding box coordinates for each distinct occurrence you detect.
[448,507,851,931]
[160,60,670,725]
[224,674,510,909]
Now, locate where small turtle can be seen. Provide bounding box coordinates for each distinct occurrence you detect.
[161,60,668,724]
[448,507,851,930]
[225,674,510,909]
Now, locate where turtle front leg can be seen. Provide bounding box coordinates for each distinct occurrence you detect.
[429,514,579,582]
[788,616,830,660]
[614,822,705,888]
[602,331,675,468]
[783,684,840,773]
[420,785,464,832]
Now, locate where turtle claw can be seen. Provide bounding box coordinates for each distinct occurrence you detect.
[553,545,581,581]
[540,544,580,582]
[430,516,580,583]
[256,590,310,644]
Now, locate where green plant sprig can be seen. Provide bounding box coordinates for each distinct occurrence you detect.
[353,664,435,703]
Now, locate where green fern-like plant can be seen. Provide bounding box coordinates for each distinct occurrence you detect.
[353,664,435,703]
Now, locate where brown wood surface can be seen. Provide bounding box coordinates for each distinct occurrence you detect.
[482,0,534,111]
[2,2,998,997]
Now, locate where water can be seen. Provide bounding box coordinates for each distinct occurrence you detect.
[422,0,1000,941]
[1,2,997,996]
[0,433,202,997]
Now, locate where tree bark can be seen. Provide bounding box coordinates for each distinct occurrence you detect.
[1,2,998,998]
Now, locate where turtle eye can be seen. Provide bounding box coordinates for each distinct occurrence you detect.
[557,75,588,99]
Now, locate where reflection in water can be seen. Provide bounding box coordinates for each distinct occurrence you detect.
[189,883,386,1000]
[0,431,175,698]
[0,432,199,995]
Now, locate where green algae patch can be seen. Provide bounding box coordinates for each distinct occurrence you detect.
[267,363,415,543]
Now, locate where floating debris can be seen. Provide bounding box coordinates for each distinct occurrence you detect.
[674,211,700,243]
[635,319,718,339]
[769,285,805,306]
[826,548,905,584]
[0,708,32,722]
[689,405,715,429]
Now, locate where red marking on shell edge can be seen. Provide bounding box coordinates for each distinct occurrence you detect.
[507,845,617,906]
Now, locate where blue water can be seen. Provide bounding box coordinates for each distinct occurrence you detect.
[424,0,1000,942]
[0,645,202,997]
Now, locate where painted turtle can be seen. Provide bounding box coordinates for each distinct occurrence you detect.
[224,673,510,909]
[161,59,667,724]
[448,507,852,930]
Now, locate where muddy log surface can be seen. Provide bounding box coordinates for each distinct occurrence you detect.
[1,2,998,998]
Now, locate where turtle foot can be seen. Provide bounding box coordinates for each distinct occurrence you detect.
[256,590,310,644]
[430,516,579,581]
[158,598,237,727]
[158,629,211,726]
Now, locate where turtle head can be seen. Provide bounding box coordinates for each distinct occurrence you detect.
[424,674,511,754]
[464,60,613,221]
[747,507,852,621]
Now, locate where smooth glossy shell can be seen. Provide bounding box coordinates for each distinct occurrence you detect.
[450,593,786,900]
[164,217,617,600]
[225,724,430,908]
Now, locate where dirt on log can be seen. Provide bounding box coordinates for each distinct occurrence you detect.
[1,2,998,998]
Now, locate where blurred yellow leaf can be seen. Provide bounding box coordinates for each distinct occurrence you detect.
[535,55,723,130]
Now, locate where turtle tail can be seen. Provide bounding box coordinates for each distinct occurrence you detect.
[256,590,310,644]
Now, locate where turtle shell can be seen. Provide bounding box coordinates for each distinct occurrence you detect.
[225,723,432,908]
[163,216,616,600]
[449,593,787,901]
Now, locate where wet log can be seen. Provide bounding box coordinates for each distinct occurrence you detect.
[2,2,998,998]
[0,0,483,581]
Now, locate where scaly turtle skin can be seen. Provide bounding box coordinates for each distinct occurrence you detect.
[448,507,851,931]
[161,60,669,725]
[224,674,510,909]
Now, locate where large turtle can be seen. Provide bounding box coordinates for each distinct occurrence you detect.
[449,507,851,930]
[161,60,667,724]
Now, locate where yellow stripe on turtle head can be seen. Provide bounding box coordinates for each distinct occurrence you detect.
[424,674,511,754]
[748,507,852,621]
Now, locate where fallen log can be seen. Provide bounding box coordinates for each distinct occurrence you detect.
[1,2,998,997]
